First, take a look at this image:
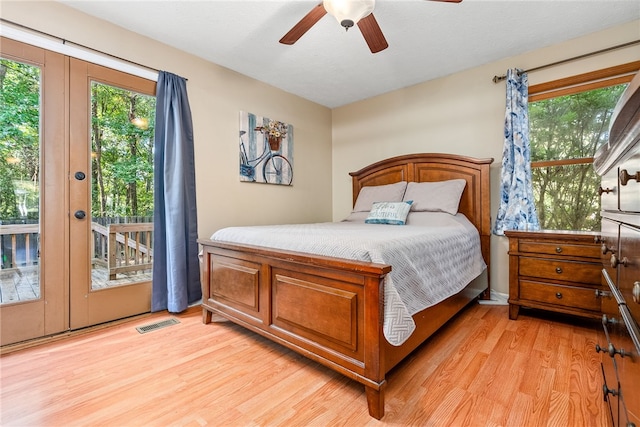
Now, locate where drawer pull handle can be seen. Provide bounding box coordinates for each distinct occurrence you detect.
[596,343,627,358]
[619,169,640,185]
[595,289,612,299]
[602,384,619,400]
[633,281,640,304]
[601,244,614,255]
[555,247,563,253]
[601,314,617,325]
[598,186,614,195]
[555,267,563,274]
[609,343,626,358]
[555,292,562,299]
[610,254,629,268]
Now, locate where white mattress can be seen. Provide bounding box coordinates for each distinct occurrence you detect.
[211,212,486,346]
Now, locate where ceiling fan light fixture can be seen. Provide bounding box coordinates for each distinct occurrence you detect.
[323,0,375,30]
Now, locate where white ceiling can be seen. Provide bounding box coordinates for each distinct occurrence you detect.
[59,0,640,108]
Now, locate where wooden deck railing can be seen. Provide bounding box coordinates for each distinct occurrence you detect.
[0,224,39,269]
[92,222,153,280]
[1,222,153,280]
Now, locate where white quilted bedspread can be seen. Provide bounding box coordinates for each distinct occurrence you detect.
[211,213,486,346]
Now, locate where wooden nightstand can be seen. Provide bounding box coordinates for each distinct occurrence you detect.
[505,230,603,320]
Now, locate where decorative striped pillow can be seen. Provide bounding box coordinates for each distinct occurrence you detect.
[365,201,413,225]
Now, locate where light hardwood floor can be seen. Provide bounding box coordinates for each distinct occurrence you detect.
[0,302,609,426]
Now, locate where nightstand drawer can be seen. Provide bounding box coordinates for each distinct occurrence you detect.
[518,241,600,258]
[519,280,601,311]
[519,257,602,285]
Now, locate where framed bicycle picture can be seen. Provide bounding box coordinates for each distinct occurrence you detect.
[239,111,294,186]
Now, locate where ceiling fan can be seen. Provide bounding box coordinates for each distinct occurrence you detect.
[279,0,463,54]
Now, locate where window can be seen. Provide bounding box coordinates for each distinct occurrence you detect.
[528,62,639,231]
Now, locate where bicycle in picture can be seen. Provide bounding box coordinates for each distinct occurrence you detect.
[239,130,293,185]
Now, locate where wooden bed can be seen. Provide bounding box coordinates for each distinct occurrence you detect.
[198,153,493,419]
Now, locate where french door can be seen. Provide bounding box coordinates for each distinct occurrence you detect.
[0,39,156,345]
[0,38,67,345]
[69,59,155,329]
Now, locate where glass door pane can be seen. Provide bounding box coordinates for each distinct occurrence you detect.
[89,81,155,291]
[0,58,41,305]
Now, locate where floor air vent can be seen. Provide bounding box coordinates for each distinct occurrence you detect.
[136,318,180,334]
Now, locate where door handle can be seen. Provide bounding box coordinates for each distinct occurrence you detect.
[74,210,86,220]
[74,171,86,180]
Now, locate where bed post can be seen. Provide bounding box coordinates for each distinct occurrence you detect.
[478,158,492,300]
[363,274,387,419]
[365,383,386,419]
[200,244,213,324]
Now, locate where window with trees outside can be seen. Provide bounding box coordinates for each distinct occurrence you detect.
[528,62,639,231]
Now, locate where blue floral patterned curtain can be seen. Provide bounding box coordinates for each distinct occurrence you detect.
[493,69,540,236]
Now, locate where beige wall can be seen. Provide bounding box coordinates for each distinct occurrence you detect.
[1,0,333,240]
[331,20,640,295]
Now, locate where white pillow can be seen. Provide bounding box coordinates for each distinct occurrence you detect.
[352,181,407,212]
[403,179,466,215]
[365,201,413,225]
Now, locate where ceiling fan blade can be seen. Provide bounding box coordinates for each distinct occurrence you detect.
[279,3,327,45]
[357,13,388,54]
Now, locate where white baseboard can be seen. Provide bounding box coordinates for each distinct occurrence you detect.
[478,290,509,306]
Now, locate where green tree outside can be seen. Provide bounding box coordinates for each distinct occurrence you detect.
[0,59,40,220]
[529,84,626,231]
[91,82,155,220]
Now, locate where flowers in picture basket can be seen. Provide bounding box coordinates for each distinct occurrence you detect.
[255,120,288,139]
[255,120,288,150]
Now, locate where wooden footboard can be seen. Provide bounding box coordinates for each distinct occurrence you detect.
[199,239,392,419]
[199,239,487,419]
